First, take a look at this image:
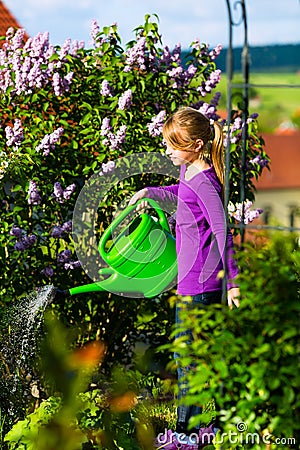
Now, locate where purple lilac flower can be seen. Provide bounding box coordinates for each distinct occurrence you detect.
[57,249,72,264]
[223,116,244,147]
[162,43,199,90]
[51,226,64,238]
[57,249,81,270]
[100,79,114,97]
[118,89,132,110]
[59,38,71,60]
[28,180,42,205]
[209,43,222,60]
[70,40,85,56]
[249,155,269,168]
[184,64,197,81]
[101,117,112,136]
[147,111,166,137]
[197,69,222,97]
[41,266,54,277]
[232,117,243,132]
[99,161,116,176]
[63,72,73,89]
[124,37,147,72]
[90,19,100,44]
[158,44,184,73]
[9,28,25,51]
[90,20,118,50]
[10,224,23,238]
[228,200,263,224]
[62,220,72,232]
[53,182,64,200]
[52,72,63,96]
[160,46,172,65]
[64,260,81,270]
[51,220,72,238]
[191,39,204,51]
[63,183,76,200]
[169,43,181,63]
[102,125,127,151]
[14,233,36,251]
[198,103,217,120]
[5,119,24,149]
[191,40,212,66]
[247,112,260,124]
[166,66,183,78]
[166,66,184,89]
[114,125,127,148]
[36,127,64,155]
[52,182,76,203]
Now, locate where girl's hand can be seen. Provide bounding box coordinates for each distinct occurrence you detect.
[227,287,240,309]
[129,188,148,207]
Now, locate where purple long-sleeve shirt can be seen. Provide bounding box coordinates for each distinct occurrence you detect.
[147,165,239,295]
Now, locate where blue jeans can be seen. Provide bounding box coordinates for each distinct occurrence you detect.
[175,291,222,433]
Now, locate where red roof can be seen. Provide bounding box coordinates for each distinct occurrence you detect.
[0,1,29,42]
[255,131,300,190]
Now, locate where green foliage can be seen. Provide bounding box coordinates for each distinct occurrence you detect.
[168,233,300,448]
[4,313,175,449]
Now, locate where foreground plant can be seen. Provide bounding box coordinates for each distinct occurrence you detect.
[168,233,300,448]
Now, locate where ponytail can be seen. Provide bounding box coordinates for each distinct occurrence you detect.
[211,121,225,187]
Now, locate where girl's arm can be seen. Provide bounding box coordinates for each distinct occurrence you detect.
[196,178,239,298]
[129,185,179,210]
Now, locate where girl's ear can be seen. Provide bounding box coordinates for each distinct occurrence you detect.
[194,139,204,152]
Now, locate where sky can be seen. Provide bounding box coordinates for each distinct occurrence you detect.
[6,0,300,50]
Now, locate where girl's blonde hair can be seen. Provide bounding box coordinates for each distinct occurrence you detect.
[162,107,225,185]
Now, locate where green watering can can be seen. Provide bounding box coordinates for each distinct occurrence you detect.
[58,198,177,299]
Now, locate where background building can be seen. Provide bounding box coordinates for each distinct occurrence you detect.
[254,130,300,230]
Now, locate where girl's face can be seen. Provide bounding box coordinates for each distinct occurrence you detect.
[165,145,199,166]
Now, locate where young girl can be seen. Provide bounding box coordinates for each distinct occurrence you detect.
[129,107,239,449]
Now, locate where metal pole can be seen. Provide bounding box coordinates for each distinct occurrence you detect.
[239,0,249,245]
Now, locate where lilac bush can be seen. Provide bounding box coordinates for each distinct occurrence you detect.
[0,12,270,277]
[0,15,268,300]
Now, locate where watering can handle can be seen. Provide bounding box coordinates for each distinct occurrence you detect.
[99,197,171,255]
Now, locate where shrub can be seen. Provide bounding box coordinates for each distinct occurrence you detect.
[169,232,300,448]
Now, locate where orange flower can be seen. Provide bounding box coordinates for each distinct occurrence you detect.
[110,391,138,413]
[69,341,106,369]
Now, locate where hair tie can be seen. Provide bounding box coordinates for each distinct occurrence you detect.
[209,119,215,140]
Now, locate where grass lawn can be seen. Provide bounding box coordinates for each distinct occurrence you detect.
[215,72,300,132]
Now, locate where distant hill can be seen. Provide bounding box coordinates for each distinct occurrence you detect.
[214,44,300,73]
